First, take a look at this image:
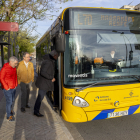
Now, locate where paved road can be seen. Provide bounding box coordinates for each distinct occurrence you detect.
[63,113,140,140]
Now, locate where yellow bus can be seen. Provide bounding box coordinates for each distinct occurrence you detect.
[36,7,140,123]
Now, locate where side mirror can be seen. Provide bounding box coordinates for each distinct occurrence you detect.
[55,33,65,52]
[129,51,133,60]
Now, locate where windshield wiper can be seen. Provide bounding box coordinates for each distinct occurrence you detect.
[94,75,140,81]
[76,75,140,92]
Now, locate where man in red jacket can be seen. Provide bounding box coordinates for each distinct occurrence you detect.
[0,56,18,121]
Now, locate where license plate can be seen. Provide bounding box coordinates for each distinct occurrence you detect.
[108,110,128,118]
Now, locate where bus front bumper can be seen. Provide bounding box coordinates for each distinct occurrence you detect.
[86,105,140,121]
[61,99,88,123]
[62,98,140,122]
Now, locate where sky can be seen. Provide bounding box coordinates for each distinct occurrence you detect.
[31,0,140,42]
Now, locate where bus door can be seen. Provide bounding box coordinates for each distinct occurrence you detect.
[53,58,59,106]
[58,54,62,115]
[53,54,62,115]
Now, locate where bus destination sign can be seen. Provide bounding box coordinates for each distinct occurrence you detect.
[77,14,134,27]
[72,10,140,30]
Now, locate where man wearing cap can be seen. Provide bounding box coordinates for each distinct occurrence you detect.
[34,50,58,117]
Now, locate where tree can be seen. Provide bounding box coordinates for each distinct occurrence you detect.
[0,0,73,59]
[13,28,38,57]
[0,0,72,28]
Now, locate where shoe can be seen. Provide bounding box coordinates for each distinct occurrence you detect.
[34,112,44,117]
[10,110,15,116]
[26,105,30,108]
[7,116,15,121]
[21,108,26,113]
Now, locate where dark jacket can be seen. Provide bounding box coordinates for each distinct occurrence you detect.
[35,54,55,91]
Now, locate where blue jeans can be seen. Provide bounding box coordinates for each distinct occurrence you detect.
[3,89,16,118]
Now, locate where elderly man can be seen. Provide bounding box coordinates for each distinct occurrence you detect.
[34,50,58,117]
[0,56,18,121]
[17,52,34,113]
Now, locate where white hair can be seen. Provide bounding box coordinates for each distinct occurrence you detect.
[9,56,18,62]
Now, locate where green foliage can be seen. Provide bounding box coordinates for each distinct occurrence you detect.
[0,0,73,58]
[0,0,73,26]
[10,28,38,56]
[3,47,8,60]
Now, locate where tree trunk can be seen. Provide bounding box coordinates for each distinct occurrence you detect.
[8,32,11,62]
[0,35,4,67]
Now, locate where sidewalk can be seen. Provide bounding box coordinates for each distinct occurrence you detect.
[0,81,74,140]
[0,89,3,102]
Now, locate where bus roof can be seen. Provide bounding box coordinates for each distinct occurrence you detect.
[36,7,140,47]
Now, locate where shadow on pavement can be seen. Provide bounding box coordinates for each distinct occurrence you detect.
[0,87,19,132]
[13,75,57,140]
[0,89,6,129]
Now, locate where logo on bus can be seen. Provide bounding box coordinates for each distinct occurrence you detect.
[65,96,73,101]
[124,91,139,99]
[94,96,99,102]
[94,96,111,102]
[129,92,133,97]
[68,73,88,78]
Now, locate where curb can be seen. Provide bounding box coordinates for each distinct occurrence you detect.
[46,95,74,140]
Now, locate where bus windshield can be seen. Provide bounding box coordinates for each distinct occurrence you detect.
[63,8,140,86]
[64,30,140,86]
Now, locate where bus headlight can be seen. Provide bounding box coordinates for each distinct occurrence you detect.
[73,96,89,107]
[75,99,81,104]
